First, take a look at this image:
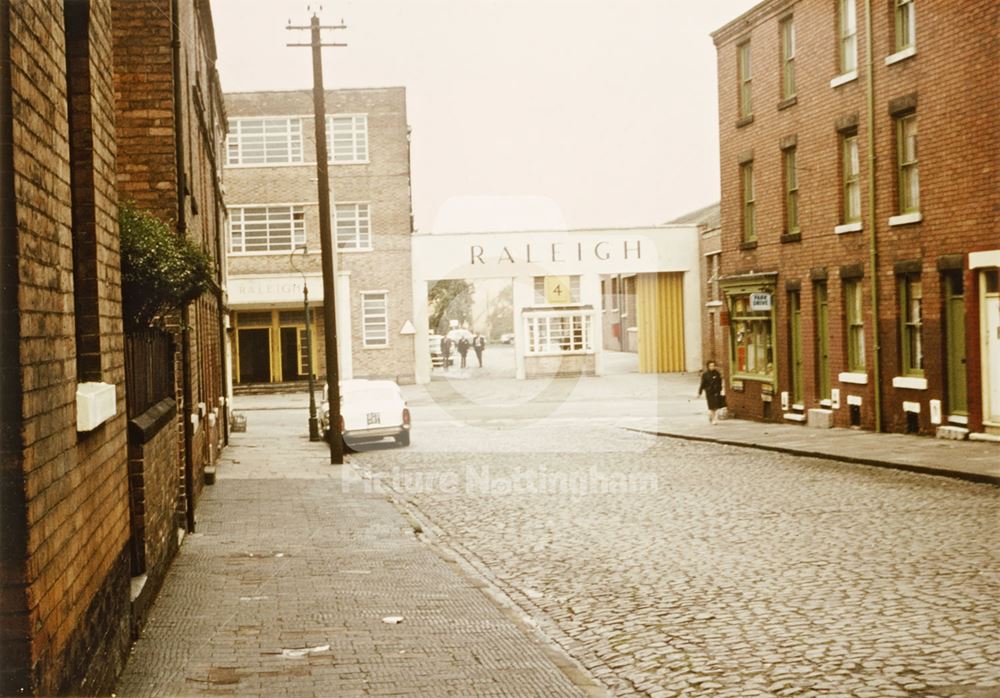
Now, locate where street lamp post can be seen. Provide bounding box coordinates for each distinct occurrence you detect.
[291,246,320,441]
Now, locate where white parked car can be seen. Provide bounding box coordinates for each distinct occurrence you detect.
[320,379,411,449]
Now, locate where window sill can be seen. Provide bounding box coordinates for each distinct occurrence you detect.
[830,70,858,88]
[780,232,801,244]
[730,373,775,384]
[705,300,724,307]
[362,343,392,350]
[885,46,916,66]
[892,375,928,390]
[947,414,969,425]
[819,399,833,408]
[337,247,374,254]
[736,114,754,128]
[777,96,797,111]
[889,212,922,226]
[834,222,863,235]
[838,371,868,385]
[739,240,758,251]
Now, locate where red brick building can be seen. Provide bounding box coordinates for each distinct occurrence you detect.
[1,0,229,693]
[712,0,1000,439]
[113,0,229,551]
[1,1,132,693]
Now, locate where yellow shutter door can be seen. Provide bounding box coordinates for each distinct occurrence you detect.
[636,272,686,372]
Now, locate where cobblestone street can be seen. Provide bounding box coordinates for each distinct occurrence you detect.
[350,376,1000,697]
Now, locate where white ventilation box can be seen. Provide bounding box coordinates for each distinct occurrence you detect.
[76,382,117,432]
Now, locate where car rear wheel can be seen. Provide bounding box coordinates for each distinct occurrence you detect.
[395,431,410,447]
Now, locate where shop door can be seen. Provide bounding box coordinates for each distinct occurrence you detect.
[984,270,1000,423]
[237,328,271,383]
[944,272,967,416]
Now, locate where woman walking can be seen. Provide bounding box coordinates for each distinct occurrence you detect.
[697,360,725,424]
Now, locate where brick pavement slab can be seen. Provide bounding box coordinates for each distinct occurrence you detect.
[115,406,599,697]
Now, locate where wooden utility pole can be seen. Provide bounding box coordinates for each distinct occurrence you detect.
[287,12,347,463]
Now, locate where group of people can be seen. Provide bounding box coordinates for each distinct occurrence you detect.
[440,332,487,370]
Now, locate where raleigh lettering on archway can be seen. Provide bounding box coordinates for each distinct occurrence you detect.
[410,227,703,383]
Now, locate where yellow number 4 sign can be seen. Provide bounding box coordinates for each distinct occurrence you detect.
[544,275,572,304]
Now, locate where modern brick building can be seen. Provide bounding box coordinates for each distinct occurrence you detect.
[223,88,417,387]
[712,0,1000,438]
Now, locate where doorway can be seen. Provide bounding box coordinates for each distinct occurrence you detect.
[237,328,270,384]
[943,271,967,417]
[982,269,1000,425]
[814,282,830,401]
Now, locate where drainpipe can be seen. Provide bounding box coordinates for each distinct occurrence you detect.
[864,0,882,432]
[172,0,195,531]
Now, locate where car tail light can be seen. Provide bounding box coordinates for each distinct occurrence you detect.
[402,408,410,427]
[339,415,345,433]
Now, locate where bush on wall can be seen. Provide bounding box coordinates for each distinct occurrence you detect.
[119,201,214,330]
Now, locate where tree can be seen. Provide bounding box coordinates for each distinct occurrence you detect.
[486,283,513,339]
[428,279,474,334]
[118,201,214,330]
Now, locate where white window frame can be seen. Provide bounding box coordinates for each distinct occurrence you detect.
[838,0,858,75]
[523,310,594,356]
[228,205,306,254]
[335,202,372,251]
[226,117,304,166]
[326,114,369,164]
[361,291,389,348]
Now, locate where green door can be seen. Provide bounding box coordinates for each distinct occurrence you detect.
[945,272,968,415]
[815,283,830,400]
[789,291,804,404]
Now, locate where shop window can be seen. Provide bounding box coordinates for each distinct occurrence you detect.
[727,292,774,380]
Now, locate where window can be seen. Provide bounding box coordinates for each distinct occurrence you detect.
[741,162,756,242]
[524,312,593,355]
[844,279,865,371]
[842,133,862,223]
[781,18,796,100]
[327,114,368,163]
[738,42,752,118]
[838,0,857,74]
[335,203,371,250]
[229,205,306,253]
[894,0,915,52]
[784,147,799,234]
[900,275,923,375]
[361,292,389,347]
[533,275,581,304]
[707,254,721,302]
[728,294,773,379]
[896,113,919,213]
[227,118,303,165]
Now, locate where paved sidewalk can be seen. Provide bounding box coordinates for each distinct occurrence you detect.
[116,407,599,697]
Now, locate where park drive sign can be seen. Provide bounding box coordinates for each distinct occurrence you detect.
[749,292,773,311]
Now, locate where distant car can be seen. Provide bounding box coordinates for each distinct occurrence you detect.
[320,379,411,449]
[499,332,514,344]
[428,333,453,367]
[446,328,473,344]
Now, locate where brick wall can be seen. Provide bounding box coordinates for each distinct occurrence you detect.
[713,0,999,434]
[1,0,131,694]
[225,88,416,384]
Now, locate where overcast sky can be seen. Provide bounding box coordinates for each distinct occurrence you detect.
[211,0,760,233]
